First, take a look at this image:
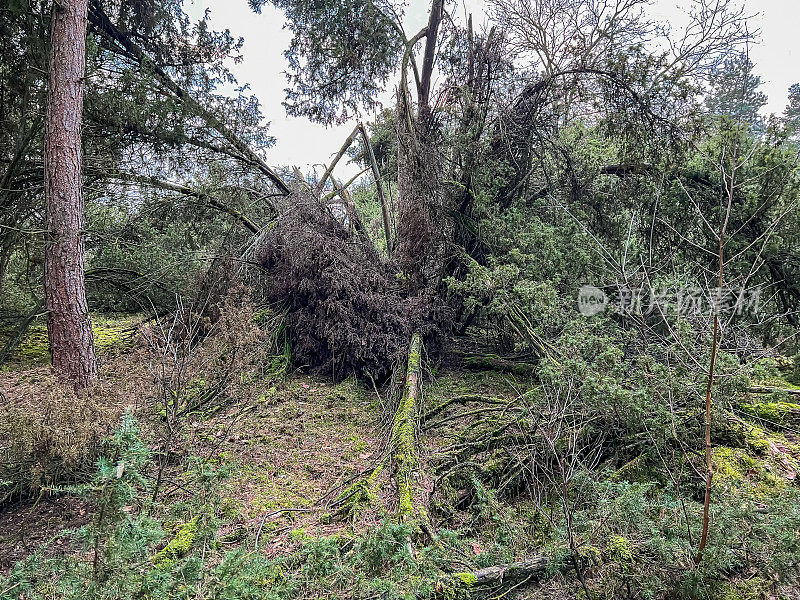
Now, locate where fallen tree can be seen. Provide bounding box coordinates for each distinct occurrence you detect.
[255,192,450,381]
[392,333,422,518]
[328,333,425,520]
[435,556,551,594]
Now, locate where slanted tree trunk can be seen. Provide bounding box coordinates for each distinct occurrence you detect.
[44,0,97,389]
[394,0,447,292]
[395,107,445,291]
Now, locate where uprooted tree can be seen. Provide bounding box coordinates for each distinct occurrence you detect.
[243,0,755,526]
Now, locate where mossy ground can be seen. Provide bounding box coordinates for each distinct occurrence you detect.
[0,313,142,368]
[158,374,392,557]
[2,337,799,599]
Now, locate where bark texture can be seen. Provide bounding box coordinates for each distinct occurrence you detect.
[392,333,422,518]
[393,0,447,292]
[395,106,446,292]
[45,0,97,388]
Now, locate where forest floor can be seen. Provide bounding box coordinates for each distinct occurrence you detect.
[1,315,800,598]
[0,363,524,567]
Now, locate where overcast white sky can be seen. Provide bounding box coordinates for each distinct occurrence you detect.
[184,0,799,179]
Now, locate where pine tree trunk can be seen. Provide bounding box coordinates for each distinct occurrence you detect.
[44,0,97,389]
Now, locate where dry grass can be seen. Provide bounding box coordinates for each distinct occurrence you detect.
[0,352,150,502]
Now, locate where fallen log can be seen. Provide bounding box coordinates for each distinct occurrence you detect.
[435,556,551,595]
[392,333,422,518]
[748,386,800,397]
[461,353,537,375]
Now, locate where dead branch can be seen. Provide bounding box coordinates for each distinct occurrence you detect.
[315,124,361,195]
[435,555,553,594]
[359,123,394,253]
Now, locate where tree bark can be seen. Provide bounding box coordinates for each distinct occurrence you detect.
[44,0,97,389]
[395,102,445,291]
[392,333,422,518]
[315,123,393,252]
[394,0,447,291]
[418,0,444,109]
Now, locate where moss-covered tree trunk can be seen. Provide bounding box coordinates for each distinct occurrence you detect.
[393,333,422,518]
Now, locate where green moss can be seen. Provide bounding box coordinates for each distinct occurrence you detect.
[713,447,756,484]
[717,577,770,600]
[153,516,198,568]
[289,527,311,542]
[580,545,602,566]
[751,376,800,391]
[741,401,800,426]
[439,572,477,600]
[0,322,49,365]
[791,353,800,386]
[710,444,795,494]
[607,535,633,562]
[184,377,209,406]
[453,572,477,586]
[610,455,648,483]
[1,313,140,367]
[336,463,383,517]
[456,572,477,585]
[745,426,771,454]
[219,497,241,520]
[91,314,139,352]
[343,433,368,459]
[232,462,314,516]
[392,334,421,519]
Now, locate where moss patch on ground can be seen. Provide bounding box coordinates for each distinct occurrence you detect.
[741,400,800,426]
[1,313,142,367]
[153,516,199,568]
[170,375,386,556]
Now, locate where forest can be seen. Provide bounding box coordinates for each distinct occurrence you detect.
[1,0,800,598]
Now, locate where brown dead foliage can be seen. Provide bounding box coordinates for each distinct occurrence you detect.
[256,193,452,381]
[0,355,147,503]
[0,292,282,505]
